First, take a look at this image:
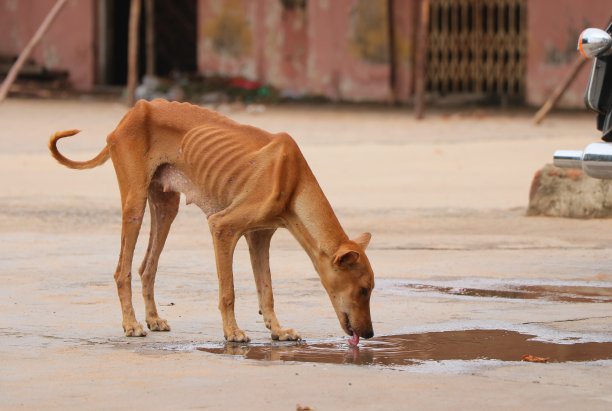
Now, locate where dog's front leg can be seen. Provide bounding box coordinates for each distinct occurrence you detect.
[245,229,301,341]
[209,212,250,343]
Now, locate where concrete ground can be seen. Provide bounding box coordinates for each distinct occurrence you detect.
[1,99,611,410]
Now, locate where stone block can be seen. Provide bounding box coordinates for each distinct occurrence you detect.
[527,164,612,218]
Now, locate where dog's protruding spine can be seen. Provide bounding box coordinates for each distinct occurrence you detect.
[49,129,110,170]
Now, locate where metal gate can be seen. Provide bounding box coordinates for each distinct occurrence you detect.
[426,0,527,99]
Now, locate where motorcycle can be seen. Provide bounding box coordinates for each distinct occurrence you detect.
[553,24,612,178]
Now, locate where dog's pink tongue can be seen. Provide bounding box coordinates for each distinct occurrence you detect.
[348,332,360,346]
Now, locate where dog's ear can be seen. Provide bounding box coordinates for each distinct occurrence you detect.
[333,246,360,267]
[352,232,371,250]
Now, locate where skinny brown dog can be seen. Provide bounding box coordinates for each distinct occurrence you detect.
[49,99,375,343]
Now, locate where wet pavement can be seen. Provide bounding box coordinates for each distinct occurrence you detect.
[198,329,612,366]
[401,282,612,303]
[2,100,612,410]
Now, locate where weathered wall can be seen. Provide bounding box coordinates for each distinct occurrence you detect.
[3,0,608,105]
[197,0,417,102]
[391,0,418,102]
[197,0,612,106]
[303,0,417,102]
[197,0,259,81]
[270,2,308,95]
[306,0,391,101]
[526,0,611,108]
[0,0,95,90]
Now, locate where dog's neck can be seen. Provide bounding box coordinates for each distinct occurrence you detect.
[286,183,348,267]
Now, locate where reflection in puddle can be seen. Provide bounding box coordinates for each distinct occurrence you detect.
[198,330,612,366]
[403,283,612,303]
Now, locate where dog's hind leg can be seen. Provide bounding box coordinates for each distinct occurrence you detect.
[111,148,150,337]
[245,229,301,341]
[138,182,179,332]
[114,192,148,337]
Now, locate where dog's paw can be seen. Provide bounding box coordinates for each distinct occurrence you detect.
[123,322,147,337]
[146,317,171,332]
[225,328,250,343]
[272,327,301,341]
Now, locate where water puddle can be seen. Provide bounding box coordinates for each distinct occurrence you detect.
[198,330,612,367]
[403,283,612,303]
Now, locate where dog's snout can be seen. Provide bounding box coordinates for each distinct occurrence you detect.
[362,329,374,339]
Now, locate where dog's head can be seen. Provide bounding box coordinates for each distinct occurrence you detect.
[319,232,375,340]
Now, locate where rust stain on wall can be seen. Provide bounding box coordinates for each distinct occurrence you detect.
[394,35,411,66]
[204,0,252,58]
[349,0,389,64]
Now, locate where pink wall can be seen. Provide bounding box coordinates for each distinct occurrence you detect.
[306,0,391,101]
[197,0,320,97]
[197,0,260,80]
[0,0,95,90]
[2,0,608,106]
[197,0,411,102]
[526,0,611,108]
[391,0,419,102]
[196,0,612,107]
[272,3,309,95]
[305,0,417,102]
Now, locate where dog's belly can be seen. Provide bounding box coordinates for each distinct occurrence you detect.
[152,164,221,217]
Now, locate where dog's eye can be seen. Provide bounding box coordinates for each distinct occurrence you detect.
[360,287,369,297]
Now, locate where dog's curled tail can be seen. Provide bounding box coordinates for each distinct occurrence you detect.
[49,129,110,170]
